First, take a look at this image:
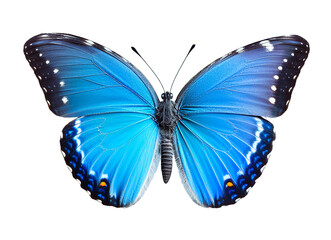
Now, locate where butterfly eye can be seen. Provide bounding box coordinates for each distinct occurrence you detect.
[170,93,173,99]
[161,93,165,99]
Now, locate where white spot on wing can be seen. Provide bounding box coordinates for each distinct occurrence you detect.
[245,118,264,165]
[223,174,230,181]
[62,96,68,104]
[237,170,244,175]
[236,47,245,53]
[85,40,94,46]
[269,97,276,104]
[53,69,59,74]
[104,46,113,53]
[260,40,274,52]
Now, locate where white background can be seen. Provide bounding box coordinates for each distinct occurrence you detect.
[1,0,330,239]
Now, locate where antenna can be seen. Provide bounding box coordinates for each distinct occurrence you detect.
[131,46,165,93]
[169,44,196,92]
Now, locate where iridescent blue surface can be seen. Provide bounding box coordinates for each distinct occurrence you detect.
[174,35,309,207]
[24,33,160,207]
[24,33,158,117]
[177,36,309,117]
[174,113,274,207]
[24,34,309,208]
[61,113,159,207]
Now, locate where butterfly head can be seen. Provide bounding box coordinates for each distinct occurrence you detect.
[161,91,173,100]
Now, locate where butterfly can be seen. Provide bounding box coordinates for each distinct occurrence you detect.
[24,33,309,208]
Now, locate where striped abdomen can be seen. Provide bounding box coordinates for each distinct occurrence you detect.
[161,138,173,183]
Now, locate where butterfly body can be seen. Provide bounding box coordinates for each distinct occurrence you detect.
[24,33,309,208]
[156,91,178,183]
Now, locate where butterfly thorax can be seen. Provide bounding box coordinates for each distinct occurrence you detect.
[156,92,178,130]
[156,91,179,183]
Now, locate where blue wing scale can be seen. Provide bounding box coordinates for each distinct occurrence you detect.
[25,33,161,207]
[174,113,275,207]
[177,35,309,117]
[60,113,160,207]
[174,35,308,207]
[25,33,309,208]
[24,33,158,117]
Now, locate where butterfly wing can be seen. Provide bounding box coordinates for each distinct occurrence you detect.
[174,35,309,207]
[174,113,274,207]
[176,35,309,117]
[61,112,159,207]
[24,33,158,117]
[24,33,160,207]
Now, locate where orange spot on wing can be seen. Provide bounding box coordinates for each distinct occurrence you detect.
[226,182,234,187]
[100,181,107,187]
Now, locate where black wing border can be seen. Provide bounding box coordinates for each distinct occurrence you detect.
[176,35,309,105]
[24,33,160,107]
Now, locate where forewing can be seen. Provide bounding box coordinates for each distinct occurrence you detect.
[174,113,275,207]
[60,112,160,207]
[176,35,309,117]
[24,33,158,117]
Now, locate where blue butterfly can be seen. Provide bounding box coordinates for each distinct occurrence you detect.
[24,33,309,208]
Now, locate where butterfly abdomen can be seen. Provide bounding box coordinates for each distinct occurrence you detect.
[161,137,173,183]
